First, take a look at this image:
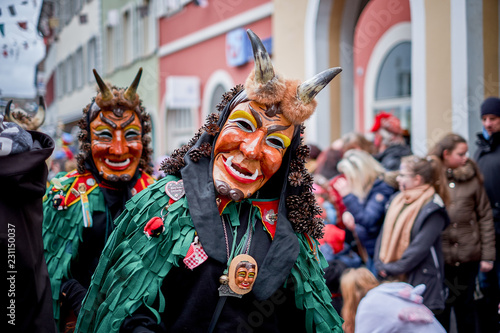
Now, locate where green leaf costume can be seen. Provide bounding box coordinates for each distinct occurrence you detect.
[43,170,154,328]
[76,175,343,332]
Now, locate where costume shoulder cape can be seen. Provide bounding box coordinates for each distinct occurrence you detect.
[42,169,154,327]
[76,175,343,333]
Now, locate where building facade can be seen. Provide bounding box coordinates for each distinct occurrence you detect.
[37,0,500,161]
[274,0,500,155]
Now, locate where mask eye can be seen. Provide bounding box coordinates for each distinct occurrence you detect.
[230,118,256,133]
[266,135,286,149]
[125,128,141,140]
[94,129,113,140]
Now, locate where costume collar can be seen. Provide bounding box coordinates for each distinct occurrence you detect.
[217,195,279,239]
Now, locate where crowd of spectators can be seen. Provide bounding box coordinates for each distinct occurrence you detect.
[312,98,500,332]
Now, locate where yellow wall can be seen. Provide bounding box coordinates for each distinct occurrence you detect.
[329,0,345,141]
[483,0,499,97]
[272,0,308,80]
[425,0,452,147]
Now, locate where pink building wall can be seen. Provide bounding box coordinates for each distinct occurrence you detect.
[158,1,272,124]
[353,0,410,131]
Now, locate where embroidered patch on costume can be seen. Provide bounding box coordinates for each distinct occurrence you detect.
[183,236,208,270]
[375,193,385,202]
[165,179,185,201]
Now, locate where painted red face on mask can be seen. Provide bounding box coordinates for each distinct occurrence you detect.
[213,100,295,199]
[90,109,143,182]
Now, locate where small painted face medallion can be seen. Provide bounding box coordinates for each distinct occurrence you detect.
[90,109,143,182]
[228,254,258,295]
[235,265,256,290]
[213,100,295,199]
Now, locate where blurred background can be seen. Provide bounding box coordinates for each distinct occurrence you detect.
[0,0,498,163]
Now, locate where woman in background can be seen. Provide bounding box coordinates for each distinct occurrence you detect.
[430,133,495,332]
[333,149,395,272]
[375,155,450,312]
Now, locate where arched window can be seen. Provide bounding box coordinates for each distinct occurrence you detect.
[209,84,227,115]
[373,41,412,132]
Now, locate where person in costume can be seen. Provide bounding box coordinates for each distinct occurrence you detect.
[1,99,57,333]
[42,68,155,332]
[76,30,343,333]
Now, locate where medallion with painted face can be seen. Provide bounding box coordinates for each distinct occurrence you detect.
[213,100,295,200]
[90,109,143,182]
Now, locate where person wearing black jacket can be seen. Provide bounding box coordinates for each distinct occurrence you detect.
[0,113,56,332]
[475,96,500,332]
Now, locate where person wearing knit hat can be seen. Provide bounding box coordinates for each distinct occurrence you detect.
[370,111,411,171]
[475,96,500,332]
[75,30,343,333]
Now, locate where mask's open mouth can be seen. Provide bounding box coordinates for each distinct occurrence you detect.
[105,158,131,171]
[223,155,262,184]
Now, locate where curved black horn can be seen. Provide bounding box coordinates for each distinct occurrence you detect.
[31,96,46,129]
[247,29,275,84]
[4,100,13,121]
[3,100,24,128]
[297,67,342,104]
[124,67,143,101]
[93,69,113,101]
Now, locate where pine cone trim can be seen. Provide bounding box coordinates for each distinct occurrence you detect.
[216,84,244,112]
[204,113,220,135]
[286,195,301,210]
[295,145,310,162]
[189,148,202,162]
[199,142,212,157]
[288,171,304,187]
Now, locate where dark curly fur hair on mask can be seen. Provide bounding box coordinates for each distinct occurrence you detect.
[75,89,153,177]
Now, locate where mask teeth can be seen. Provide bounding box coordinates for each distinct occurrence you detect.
[225,156,259,180]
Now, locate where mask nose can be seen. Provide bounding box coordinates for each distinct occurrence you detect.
[109,131,129,155]
[240,131,265,160]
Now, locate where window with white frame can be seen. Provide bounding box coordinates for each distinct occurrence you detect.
[373,41,412,131]
[87,37,97,82]
[166,108,194,153]
[106,26,114,72]
[57,63,64,98]
[75,47,84,89]
[65,56,73,94]
[209,84,226,114]
[132,7,140,60]
[141,8,149,56]
[115,17,123,68]
[122,10,131,65]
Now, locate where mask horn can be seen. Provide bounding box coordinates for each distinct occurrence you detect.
[124,67,143,101]
[31,96,46,129]
[3,98,46,130]
[247,29,275,83]
[297,67,342,104]
[4,100,24,128]
[4,100,13,121]
[93,69,113,101]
